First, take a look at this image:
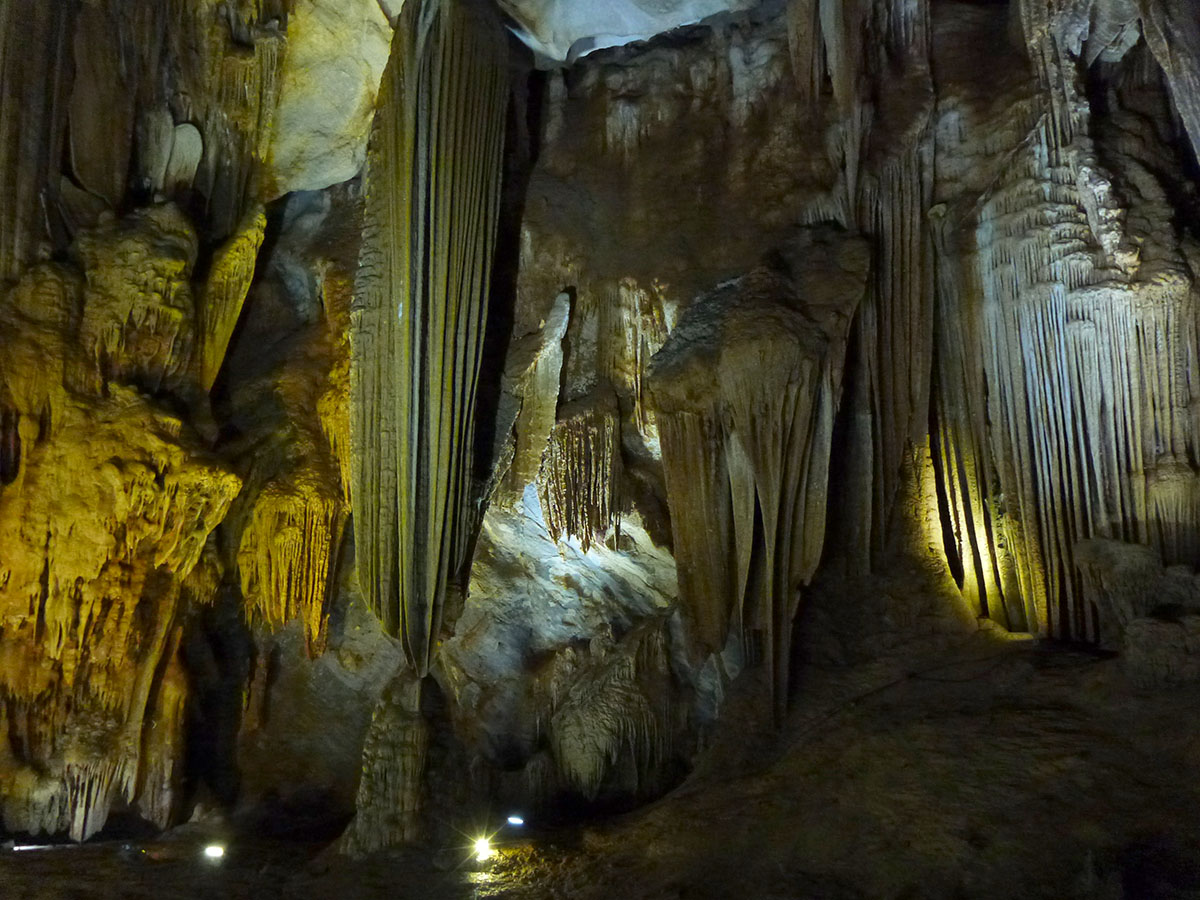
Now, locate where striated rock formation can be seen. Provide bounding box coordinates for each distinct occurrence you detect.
[536,391,623,551]
[350,0,510,672]
[648,227,869,721]
[199,208,267,392]
[931,0,1200,640]
[339,671,429,852]
[0,211,241,839]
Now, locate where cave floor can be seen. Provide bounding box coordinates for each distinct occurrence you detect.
[4,625,1200,900]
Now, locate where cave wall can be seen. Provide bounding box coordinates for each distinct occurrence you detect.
[429,0,1200,825]
[0,0,385,839]
[0,0,1199,848]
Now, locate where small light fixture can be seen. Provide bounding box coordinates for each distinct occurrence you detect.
[473,837,494,862]
[506,815,524,826]
[203,844,225,860]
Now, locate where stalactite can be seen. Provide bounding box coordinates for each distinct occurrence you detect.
[0,212,240,839]
[536,394,622,551]
[498,291,572,502]
[0,389,238,837]
[199,206,266,391]
[160,0,285,238]
[317,265,356,505]
[237,473,348,651]
[782,0,936,561]
[785,0,823,109]
[601,278,674,438]
[132,631,190,829]
[0,406,20,485]
[649,227,869,721]
[351,0,510,674]
[931,21,1200,640]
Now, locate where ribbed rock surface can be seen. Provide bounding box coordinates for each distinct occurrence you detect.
[648,227,868,721]
[0,215,241,838]
[350,0,510,672]
[931,0,1200,640]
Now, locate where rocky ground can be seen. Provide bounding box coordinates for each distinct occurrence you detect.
[6,577,1200,900]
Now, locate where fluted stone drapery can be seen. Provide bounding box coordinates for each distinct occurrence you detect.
[351,0,509,675]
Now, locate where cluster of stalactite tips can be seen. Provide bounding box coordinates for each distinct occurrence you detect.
[0,0,1199,855]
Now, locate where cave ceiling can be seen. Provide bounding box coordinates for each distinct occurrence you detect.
[496,0,759,61]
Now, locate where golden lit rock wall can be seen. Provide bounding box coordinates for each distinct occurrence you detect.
[0,0,322,839]
[0,214,240,839]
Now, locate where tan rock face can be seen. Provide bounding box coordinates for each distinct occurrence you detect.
[648,227,869,722]
[266,0,394,195]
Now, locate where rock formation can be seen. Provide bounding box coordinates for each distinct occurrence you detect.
[350,0,510,673]
[0,209,241,839]
[0,0,1199,877]
[648,227,869,721]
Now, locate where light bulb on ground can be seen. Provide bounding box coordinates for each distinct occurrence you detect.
[506,815,524,826]
[203,844,225,860]
[473,837,494,862]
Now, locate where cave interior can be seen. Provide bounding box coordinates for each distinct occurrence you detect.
[2,0,1200,897]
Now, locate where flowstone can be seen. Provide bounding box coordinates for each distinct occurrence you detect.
[648,226,869,721]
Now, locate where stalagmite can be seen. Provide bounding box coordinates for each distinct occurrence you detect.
[339,672,429,853]
[351,0,510,673]
[648,227,869,720]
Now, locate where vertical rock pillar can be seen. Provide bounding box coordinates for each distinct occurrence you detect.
[350,0,510,674]
[648,227,869,722]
